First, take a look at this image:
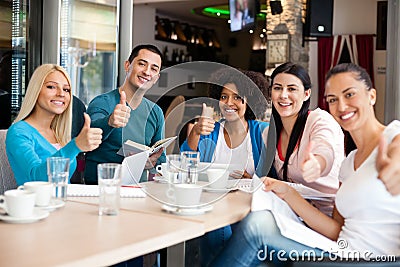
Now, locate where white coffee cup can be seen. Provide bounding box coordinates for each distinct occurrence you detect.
[166,184,202,207]
[0,189,36,218]
[18,181,53,207]
[207,169,229,189]
[156,163,180,183]
[156,163,169,177]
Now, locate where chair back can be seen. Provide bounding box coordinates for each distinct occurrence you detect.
[0,129,17,194]
[165,95,185,118]
[164,96,185,154]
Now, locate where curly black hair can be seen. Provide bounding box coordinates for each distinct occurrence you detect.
[208,67,270,120]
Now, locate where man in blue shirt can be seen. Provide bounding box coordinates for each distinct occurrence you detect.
[85,44,165,184]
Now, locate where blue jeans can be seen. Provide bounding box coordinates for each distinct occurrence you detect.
[209,211,324,267]
[201,225,233,266]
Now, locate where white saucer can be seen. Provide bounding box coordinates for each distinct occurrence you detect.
[203,186,235,193]
[153,176,168,183]
[161,204,213,216]
[0,208,49,224]
[38,199,65,211]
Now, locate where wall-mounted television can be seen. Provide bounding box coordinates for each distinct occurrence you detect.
[229,0,258,32]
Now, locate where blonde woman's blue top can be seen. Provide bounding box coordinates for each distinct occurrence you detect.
[6,121,80,185]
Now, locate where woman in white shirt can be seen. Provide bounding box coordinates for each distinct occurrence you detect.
[209,63,400,266]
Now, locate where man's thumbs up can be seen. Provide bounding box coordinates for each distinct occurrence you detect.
[120,90,127,105]
[108,90,131,128]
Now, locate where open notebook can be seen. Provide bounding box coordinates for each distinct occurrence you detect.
[67,184,146,198]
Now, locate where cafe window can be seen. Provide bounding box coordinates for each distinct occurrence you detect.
[0,0,33,129]
[60,0,118,105]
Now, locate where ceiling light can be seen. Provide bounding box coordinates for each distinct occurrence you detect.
[193,5,267,20]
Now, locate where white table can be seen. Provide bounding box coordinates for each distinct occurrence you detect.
[69,181,252,266]
[0,201,204,267]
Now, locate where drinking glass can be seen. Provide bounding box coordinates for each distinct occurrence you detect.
[47,157,70,202]
[180,151,200,184]
[166,154,182,183]
[98,163,121,216]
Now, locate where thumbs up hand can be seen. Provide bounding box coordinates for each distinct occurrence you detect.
[376,136,400,196]
[108,90,131,128]
[192,103,215,136]
[301,141,322,183]
[75,113,103,152]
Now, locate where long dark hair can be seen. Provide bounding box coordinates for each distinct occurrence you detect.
[270,62,311,181]
[325,63,372,155]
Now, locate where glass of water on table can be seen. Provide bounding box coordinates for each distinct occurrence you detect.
[181,151,200,184]
[97,163,122,216]
[47,157,70,202]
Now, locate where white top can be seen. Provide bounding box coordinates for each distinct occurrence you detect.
[213,122,255,176]
[52,143,62,150]
[336,120,400,257]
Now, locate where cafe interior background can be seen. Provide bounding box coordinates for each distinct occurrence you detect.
[0,0,399,131]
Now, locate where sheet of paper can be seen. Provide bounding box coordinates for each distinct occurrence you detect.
[67,184,146,198]
[251,186,338,252]
[226,175,264,193]
[120,151,149,185]
[286,182,336,200]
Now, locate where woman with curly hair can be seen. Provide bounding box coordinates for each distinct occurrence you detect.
[181,67,270,178]
[180,67,270,266]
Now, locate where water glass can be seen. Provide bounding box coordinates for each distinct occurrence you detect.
[98,163,121,216]
[166,154,182,183]
[47,157,70,202]
[181,151,200,184]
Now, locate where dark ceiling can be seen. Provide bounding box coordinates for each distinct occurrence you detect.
[143,0,233,26]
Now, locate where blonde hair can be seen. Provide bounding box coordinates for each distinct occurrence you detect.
[14,64,73,146]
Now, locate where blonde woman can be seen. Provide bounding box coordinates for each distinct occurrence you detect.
[6,64,102,185]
